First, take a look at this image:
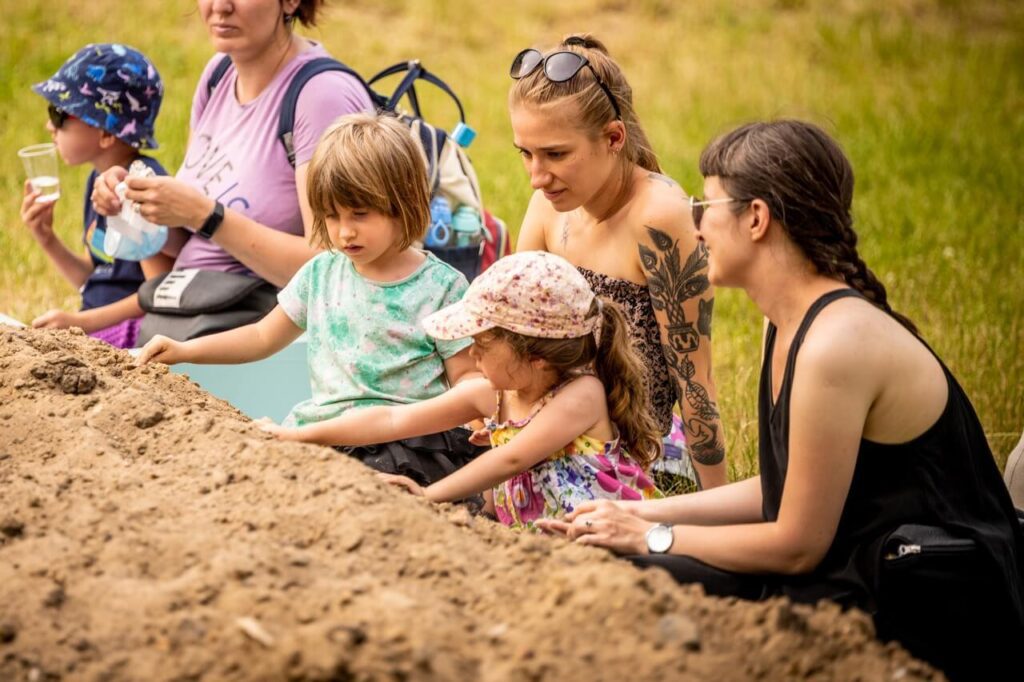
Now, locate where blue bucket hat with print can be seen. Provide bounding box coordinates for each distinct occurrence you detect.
[32,43,164,150]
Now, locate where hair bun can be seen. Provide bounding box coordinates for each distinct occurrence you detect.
[561,33,610,55]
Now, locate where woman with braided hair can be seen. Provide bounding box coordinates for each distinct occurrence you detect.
[538,120,1024,680]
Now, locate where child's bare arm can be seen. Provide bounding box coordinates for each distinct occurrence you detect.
[138,306,301,366]
[20,183,93,289]
[34,292,143,333]
[266,377,496,446]
[422,376,605,502]
[140,251,175,279]
[442,346,480,385]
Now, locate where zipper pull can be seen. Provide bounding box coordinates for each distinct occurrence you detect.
[897,544,922,557]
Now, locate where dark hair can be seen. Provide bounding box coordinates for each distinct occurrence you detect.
[479,298,662,469]
[287,0,325,27]
[699,120,918,334]
[509,34,661,212]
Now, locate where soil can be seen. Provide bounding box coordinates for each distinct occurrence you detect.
[0,328,942,681]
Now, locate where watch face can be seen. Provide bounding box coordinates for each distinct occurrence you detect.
[646,524,674,554]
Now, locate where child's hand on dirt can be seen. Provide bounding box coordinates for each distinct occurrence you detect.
[255,418,297,440]
[32,309,80,330]
[20,181,57,246]
[378,473,425,497]
[137,334,185,366]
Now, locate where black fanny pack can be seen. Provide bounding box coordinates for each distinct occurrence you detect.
[136,269,278,346]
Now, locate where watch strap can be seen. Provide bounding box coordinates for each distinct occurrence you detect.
[197,201,225,240]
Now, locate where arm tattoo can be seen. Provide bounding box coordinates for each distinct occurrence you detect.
[639,226,725,467]
[647,172,678,188]
[698,298,714,339]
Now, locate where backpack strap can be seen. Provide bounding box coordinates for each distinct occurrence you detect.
[368,60,467,123]
[409,118,446,195]
[204,54,378,168]
[278,57,375,168]
[205,55,235,99]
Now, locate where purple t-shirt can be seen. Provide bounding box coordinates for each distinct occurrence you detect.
[169,45,372,273]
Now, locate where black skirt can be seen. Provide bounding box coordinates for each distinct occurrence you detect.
[335,426,486,487]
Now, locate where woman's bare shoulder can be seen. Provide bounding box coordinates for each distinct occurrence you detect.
[796,296,925,388]
[627,171,692,236]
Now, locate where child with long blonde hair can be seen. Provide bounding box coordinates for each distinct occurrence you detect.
[139,112,479,484]
[262,251,663,528]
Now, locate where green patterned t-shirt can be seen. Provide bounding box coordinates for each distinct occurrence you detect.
[277,250,471,427]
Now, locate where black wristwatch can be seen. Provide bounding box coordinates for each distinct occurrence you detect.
[197,201,225,239]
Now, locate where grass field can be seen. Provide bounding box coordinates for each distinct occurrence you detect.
[1,0,1021,478]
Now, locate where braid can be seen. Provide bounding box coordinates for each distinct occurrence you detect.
[806,214,919,335]
[700,120,919,335]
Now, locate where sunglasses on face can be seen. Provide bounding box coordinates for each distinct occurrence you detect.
[47,104,73,129]
[690,196,743,230]
[509,48,623,120]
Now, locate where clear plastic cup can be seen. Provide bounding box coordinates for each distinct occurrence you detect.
[18,143,61,204]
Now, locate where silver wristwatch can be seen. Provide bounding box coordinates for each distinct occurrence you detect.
[645,523,674,554]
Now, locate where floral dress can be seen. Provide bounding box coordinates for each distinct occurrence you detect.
[488,385,662,530]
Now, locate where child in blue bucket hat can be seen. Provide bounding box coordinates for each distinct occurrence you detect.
[20,43,171,349]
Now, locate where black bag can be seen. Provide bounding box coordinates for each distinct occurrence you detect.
[136,269,278,346]
[875,523,1021,681]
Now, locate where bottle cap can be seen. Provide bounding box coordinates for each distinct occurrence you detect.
[451,122,477,148]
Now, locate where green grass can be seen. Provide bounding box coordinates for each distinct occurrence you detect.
[1,0,1021,478]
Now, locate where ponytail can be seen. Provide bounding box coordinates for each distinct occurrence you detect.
[592,298,663,469]
[483,297,662,469]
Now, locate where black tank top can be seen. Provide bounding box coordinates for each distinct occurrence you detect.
[758,289,1024,614]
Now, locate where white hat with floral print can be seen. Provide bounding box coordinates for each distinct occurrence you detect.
[423,251,600,340]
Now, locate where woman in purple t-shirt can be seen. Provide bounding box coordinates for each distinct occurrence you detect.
[81,0,372,335]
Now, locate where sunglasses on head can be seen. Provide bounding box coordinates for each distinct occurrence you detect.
[47,104,73,129]
[690,196,746,230]
[509,48,623,120]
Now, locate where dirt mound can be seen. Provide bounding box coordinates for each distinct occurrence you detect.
[0,328,940,681]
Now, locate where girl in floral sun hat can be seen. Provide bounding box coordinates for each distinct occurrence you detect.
[262,250,663,529]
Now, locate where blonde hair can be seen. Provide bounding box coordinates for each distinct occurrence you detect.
[479,298,662,469]
[509,33,661,204]
[306,112,430,251]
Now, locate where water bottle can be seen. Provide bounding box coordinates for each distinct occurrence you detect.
[451,205,482,247]
[425,195,452,248]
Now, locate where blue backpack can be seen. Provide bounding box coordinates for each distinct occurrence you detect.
[206,56,497,279]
